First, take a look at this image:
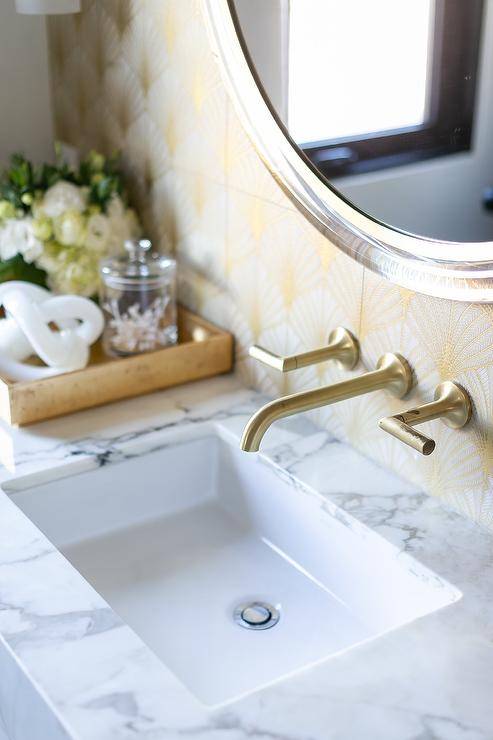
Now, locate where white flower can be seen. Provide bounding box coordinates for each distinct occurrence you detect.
[106,195,141,254]
[41,181,87,219]
[0,218,43,263]
[106,194,125,222]
[85,213,110,252]
[53,210,86,247]
[0,221,19,260]
[45,250,100,297]
[35,250,58,275]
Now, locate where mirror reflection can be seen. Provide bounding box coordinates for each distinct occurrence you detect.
[233,0,492,242]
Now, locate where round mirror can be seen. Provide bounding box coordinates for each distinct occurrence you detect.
[204,0,493,300]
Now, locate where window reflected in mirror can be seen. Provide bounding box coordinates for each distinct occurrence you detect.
[288,0,433,145]
[233,0,490,242]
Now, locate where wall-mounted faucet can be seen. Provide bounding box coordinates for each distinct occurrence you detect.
[379,381,472,456]
[249,327,359,372]
[241,352,413,452]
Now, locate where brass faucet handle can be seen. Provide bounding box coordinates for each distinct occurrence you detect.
[249,327,359,372]
[378,416,436,456]
[378,381,472,456]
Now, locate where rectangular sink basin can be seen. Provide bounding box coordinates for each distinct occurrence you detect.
[6,432,460,706]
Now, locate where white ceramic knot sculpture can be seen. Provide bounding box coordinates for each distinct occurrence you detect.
[0,281,104,381]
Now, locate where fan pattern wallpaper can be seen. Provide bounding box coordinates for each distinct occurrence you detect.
[48,0,493,529]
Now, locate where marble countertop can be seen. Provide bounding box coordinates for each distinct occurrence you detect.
[1,375,493,740]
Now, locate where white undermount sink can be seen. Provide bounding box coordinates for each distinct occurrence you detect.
[6,430,460,706]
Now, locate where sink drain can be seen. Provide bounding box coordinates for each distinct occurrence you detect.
[233,601,280,630]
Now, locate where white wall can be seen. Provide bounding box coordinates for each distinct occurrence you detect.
[233,0,288,123]
[0,2,54,168]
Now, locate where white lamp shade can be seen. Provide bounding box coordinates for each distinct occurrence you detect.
[16,0,80,13]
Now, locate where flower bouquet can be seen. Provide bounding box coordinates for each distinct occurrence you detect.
[0,149,140,297]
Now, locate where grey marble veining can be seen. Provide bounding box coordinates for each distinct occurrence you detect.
[0,375,492,740]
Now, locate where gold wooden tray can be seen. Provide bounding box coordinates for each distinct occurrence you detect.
[0,307,233,426]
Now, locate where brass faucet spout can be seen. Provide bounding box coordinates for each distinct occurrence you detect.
[241,353,412,452]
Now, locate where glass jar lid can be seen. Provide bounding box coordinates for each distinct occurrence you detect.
[100,239,175,289]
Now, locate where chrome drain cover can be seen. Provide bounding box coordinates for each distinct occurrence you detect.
[233,601,280,630]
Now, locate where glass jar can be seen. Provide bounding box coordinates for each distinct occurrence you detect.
[99,239,177,357]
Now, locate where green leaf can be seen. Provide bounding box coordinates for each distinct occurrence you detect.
[0,148,129,216]
[0,255,47,287]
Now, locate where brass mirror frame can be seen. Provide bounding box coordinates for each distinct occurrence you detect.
[203,0,493,302]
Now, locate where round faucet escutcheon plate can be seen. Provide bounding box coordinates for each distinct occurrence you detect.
[233,601,280,630]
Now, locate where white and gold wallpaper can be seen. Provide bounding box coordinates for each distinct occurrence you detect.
[48,0,493,529]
